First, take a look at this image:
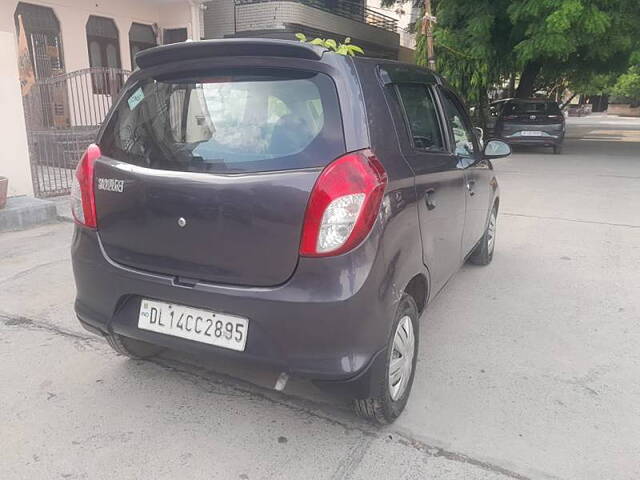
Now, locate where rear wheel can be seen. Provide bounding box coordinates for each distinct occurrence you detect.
[353,294,419,425]
[105,333,163,359]
[468,206,497,265]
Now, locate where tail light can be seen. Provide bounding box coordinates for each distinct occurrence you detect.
[300,149,387,257]
[70,143,101,228]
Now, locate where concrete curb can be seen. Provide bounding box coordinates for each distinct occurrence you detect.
[0,196,58,232]
[51,195,73,223]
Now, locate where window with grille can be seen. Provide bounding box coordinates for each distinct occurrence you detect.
[129,23,156,69]
[163,28,188,45]
[14,2,64,79]
[86,16,122,94]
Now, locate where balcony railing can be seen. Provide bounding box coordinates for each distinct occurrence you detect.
[234,0,398,33]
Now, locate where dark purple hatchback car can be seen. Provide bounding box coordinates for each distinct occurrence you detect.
[71,39,510,423]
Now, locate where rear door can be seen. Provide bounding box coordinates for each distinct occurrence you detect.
[95,68,345,287]
[392,82,466,295]
[438,87,490,256]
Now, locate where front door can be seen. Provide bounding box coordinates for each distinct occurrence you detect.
[438,88,490,257]
[391,83,467,295]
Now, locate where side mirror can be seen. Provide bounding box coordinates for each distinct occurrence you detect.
[483,139,511,159]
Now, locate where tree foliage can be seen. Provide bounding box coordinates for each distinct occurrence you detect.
[408,0,640,115]
[610,50,640,101]
[612,67,640,101]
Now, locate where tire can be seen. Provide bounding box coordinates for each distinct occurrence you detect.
[553,144,562,154]
[105,333,163,359]
[468,206,497,266]
[353,294,419,425]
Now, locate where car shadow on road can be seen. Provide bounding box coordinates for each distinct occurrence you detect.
[119,343,359,422]
[508,145,559,155]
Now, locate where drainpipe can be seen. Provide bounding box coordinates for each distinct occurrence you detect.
[188,0,204,40]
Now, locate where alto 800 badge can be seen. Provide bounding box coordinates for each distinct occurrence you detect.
[97,178,124,193]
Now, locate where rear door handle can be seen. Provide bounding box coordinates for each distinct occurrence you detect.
[425,188,436,210]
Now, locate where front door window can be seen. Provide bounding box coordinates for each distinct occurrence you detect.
[441,90,477,160]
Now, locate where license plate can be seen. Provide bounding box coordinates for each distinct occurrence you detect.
[138,299,248,351]
[521,130,544,136]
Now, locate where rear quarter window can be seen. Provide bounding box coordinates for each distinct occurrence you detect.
[100,70,344,174]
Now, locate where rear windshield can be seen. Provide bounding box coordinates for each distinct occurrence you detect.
[503,101,561,115]
[100,70,344,174]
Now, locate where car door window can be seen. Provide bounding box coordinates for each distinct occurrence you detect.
[396,84,444,151]
[441,90,477,159]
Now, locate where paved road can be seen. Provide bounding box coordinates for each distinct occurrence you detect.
[1,115,639,480]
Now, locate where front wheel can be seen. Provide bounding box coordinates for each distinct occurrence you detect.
[352,294,419,425]
[468,206,497,265]
[553,144,563,154]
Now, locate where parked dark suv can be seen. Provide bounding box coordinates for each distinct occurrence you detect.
[70,39,510,424]
[490,98,565,153]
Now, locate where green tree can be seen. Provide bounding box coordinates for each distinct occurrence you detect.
[401,0,639,112]
[612,67,640,102]
[611,51,640,102]
[507,0,638,98]
[416,0,514,125]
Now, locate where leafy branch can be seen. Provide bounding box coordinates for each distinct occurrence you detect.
[295,33,364,56]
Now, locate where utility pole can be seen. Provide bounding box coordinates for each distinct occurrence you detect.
[422,0,436,71]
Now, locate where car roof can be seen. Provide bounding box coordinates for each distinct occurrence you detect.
[135,40,448,89]
[352,56,446,85]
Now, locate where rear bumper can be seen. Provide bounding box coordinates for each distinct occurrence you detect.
[499,126,564,147]
[504,135,563,147]
[72,225,392,396]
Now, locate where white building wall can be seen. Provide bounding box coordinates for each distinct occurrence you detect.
[366,0,418,49]
[0,28,33,197]
[8,0,192,72]
[159,1,200,41]
[0,0,195,197]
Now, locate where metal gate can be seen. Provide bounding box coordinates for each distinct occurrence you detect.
[22,67,129,197]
